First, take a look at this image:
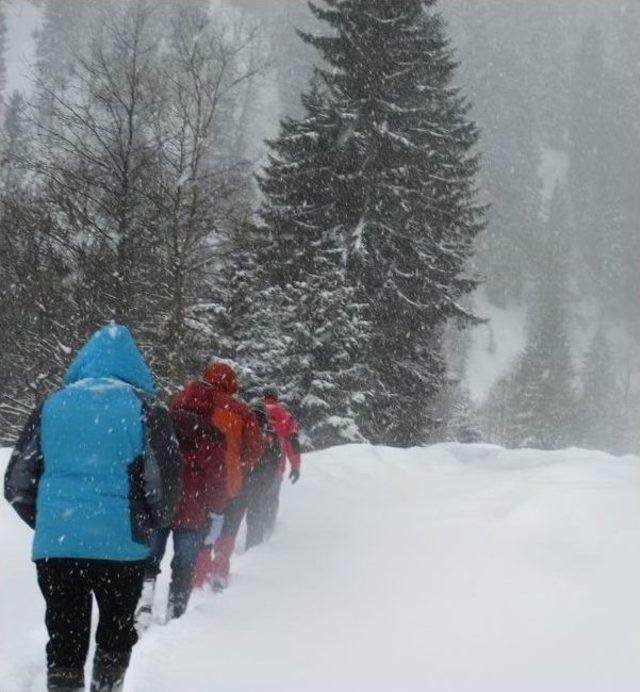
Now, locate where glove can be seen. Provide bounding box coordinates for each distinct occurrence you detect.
[289,468,300,484]
[203,512,225,547]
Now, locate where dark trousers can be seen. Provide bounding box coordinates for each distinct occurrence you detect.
[36,558,145,671]
[218,462,276,543]
[211,463,280,582]
[145,527,204,617]
[246,463,280,549]
[264,476,282,535]
[219,493,249,542]
[146,527,204,578]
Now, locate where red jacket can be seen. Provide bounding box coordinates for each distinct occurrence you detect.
[170,383,226,529]
[264,398,301,477]
[170,365,264,528]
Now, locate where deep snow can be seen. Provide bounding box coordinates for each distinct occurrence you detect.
[2,443,639,692]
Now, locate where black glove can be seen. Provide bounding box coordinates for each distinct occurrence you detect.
[289,468,300,484]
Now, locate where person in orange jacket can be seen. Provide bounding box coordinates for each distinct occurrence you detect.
[191,362,264,591]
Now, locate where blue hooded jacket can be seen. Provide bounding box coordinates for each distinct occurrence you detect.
[23,325,177,561]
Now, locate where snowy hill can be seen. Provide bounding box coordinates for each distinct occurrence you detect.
[2,444,639,692]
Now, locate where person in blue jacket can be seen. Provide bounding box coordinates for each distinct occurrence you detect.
[4,324,182,692]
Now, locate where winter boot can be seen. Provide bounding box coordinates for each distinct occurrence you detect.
[212,573,228,592]
[211,534,234,591]
[90,648,130,692]
[135,576,156,633]
[166,566,194,620]
[47,667,84,692]
[192,548,214,589]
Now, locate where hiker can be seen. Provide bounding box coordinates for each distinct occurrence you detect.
[137,370,231,624]
[245,389,301,548]
[4,324,181,692]
[190,361,264,591]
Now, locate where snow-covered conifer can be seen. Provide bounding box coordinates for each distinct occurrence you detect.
[505,188,575,449]
[578,326,623,454]
[247,0,483,446]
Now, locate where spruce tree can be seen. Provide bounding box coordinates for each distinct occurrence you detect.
[506,188,575,449]
[250,0,483,447]
[578,325,622,454]
[445,384,482,443]
[235,81,370,445]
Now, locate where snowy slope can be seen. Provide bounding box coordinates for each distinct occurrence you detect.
[2,444,639,692]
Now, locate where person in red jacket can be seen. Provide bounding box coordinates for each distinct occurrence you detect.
[245,389,302,550]
[191,362,264,591]
[136,379,225,626]
[137,361,262,623]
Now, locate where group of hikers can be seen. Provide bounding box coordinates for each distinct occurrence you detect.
[4,324,302,692]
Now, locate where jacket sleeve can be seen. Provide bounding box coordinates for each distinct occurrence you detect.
[3,406,44,529]
[281,412,302,473]
[141,400,182,529]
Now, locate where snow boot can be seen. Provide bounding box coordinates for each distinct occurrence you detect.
[90,648,130,692]
[212,573,228,592]
[135,576,156,633]
[211,534,234,591]
[47,667,84,691]
[166,566,194,620]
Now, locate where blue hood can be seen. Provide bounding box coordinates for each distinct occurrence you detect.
[63,324,155,394]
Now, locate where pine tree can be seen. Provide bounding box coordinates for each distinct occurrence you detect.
[227,81,370,445]
[445,384,482,443]
[505,188,575,449]
[578,325,623,454]
[247,0,483,447]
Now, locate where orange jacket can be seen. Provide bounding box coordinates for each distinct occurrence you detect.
[203,362,264,499]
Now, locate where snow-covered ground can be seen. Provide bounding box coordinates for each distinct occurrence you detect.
[2,443,639,692]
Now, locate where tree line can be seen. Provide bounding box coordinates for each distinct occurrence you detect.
[451,6,640,455]
[1,0,637,455]
[0,0,482,449]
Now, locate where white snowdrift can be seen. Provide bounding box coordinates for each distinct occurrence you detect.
[2,443,639,692]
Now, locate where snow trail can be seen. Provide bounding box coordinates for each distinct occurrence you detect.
[2,444,639,692]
